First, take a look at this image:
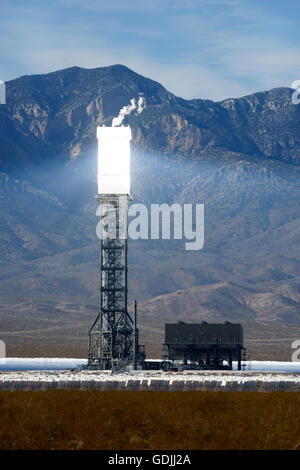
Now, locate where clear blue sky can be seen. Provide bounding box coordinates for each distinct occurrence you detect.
[1,0,299,100]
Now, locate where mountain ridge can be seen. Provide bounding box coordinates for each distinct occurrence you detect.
[0,64,299,358]
[1,65,299,174]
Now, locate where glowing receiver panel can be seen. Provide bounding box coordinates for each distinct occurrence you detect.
[97,126,131,194]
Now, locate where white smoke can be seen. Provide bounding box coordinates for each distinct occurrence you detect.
[112,96,146,127]
[137,95,146,114]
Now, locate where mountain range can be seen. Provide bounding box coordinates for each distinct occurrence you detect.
[0,64,299,359]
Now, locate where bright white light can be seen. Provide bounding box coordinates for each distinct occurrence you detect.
[97,126,131,194]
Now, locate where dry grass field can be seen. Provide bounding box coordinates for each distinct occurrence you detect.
[0,391,299,450]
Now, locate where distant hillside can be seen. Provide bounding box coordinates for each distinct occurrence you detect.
[0,65,299,358]
[1,65,299,174]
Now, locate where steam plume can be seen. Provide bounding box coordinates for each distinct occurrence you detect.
[112,96,146,127]
[137,95,146,114]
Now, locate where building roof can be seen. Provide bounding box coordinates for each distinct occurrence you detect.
[165,322,243,346]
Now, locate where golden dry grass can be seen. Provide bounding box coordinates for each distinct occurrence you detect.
[0,391,299,450]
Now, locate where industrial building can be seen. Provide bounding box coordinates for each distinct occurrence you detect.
[163,321,244,370]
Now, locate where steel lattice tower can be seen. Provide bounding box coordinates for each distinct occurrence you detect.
[88,194,135,370]
[87,125,145,370]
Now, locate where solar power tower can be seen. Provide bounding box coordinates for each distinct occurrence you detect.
[88,126,138,370]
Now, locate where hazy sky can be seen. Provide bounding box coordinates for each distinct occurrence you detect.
[1,0,299,100]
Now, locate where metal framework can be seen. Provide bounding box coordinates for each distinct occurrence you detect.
[88,194,135,370]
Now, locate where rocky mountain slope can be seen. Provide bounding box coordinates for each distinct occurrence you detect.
[0,65,299,358]
[1,65,300,172]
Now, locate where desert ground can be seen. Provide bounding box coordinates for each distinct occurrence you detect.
[0,390,299,450]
